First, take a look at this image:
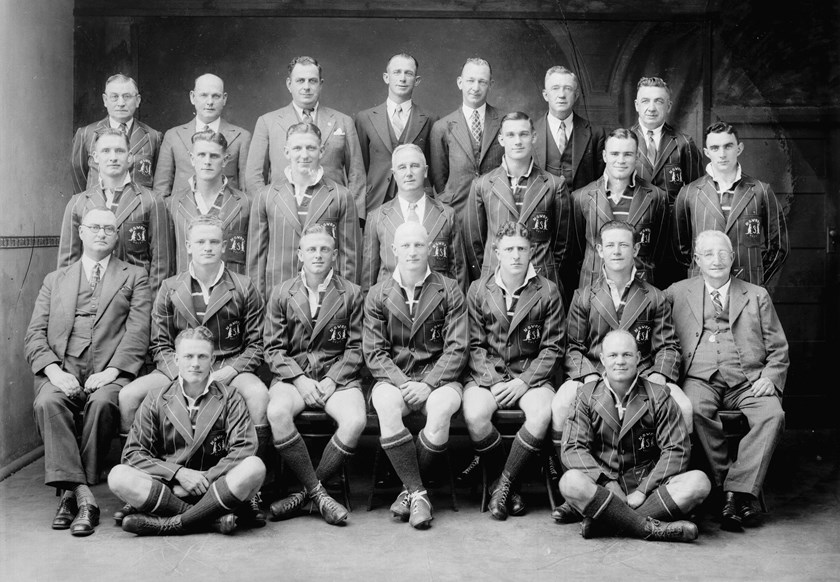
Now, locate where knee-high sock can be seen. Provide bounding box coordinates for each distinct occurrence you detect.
[274,431,319,492]
[381,429,423,493]
[551,429,564,467]
[474,428,506,481]
[416,430,446,478]
[582,485,649,539]
[179,476,241,529]
[315,434,355,484]
[137,479,192,516]
[503,427,542,482]
[635,485,682,520]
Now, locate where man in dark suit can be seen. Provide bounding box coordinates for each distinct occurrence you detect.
[559,330,709,542]
[153,74,251,198]
[674,122,789,285]
[533,66,605,192]
[167,130,251,275]
[247,122,362,299]
[245,56,366,219]
[109,326,266,536]
[25,207,151,536]
[464,111,570,291]
[72,73,162,194]
[355,53,437,216]
[363,144,466,293]
[430,58,504,220]
[462,222,565,521]
[666,230,788,532]
[60,128,175,295]
[364,221,468,529]
[264,225,366,525]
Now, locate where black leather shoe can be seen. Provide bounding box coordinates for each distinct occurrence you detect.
[269,491,307,521]
[236,494,266,528]
[721,491,743,532]
[739,494,763,527]
[123,513,184,536]
[488,473,512,521]
[552,501,583,524]
[113,503,136,526]
[509,489,526,516]
[643,517,699,543]
[70,504,100,537]
[309,483,349,525]
[455,455,481,487]
[52,492,77,530]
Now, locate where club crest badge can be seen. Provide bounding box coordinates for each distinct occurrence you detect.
[320,221,337,239]
[633,324,651,344]
[637,430,655,451]
[225,321,241,340]
[137,158,153,177]
[209,433,228,456]
[532,213,549,232]
[523,324,542,343]
[638,227,652,245]
[431,241,448,258]
[227,235,246,253]
[667,166,683,184]
[745,218,761,237]
[128,225,147,243]
[429,322,444,342]
[328,323,348,343]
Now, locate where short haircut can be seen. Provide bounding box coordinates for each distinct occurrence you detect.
[694,229,733,253]
[187,214,224,235]
[92,127,130,149]
[104,73,139,93]
[391,143,426,166]
[704,121,740,144]
[82,205,116,221]
[387,53,419,72]
[286,122,322,142]
[606,127,639,147]
[174,326,215,350]
[461,57,492,77]
[191,129,229,151]
[636,76,671,98]
[500,111,534,131]
[602,329,639,351]
[598,220,637,244]
[300,224,336,247]
[544,65,580,92]
[288,56,322,78]
[494,221,532,245]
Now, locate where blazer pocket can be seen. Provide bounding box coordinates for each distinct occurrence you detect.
[204,429,229,459]
[323,318,350,350]
[223,228,247,265]
[123,221,151,260]
[628,320,654,356]
[428,238,450,271]
[219,318,244,352]
[738,213,764,248]
[527,211,552,243]
[423,318,446,348]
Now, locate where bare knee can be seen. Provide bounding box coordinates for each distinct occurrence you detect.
[266,397,295,433]
[107,464,147,503]
[559,469,594,504]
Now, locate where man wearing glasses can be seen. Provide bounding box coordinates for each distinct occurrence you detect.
[72,73,162,193]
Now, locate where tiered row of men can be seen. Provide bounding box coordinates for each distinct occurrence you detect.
[25,54,789,544]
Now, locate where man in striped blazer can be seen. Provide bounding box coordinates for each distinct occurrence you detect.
[168,130,250,275]
[263,225,366,525]
[570,128,670,290]
[153,74,251,198]
[559,330,709,542]
[71,73,162,194]
[363,144,466,293]
[464,112,571,292]
[116,214,269,523]
[463,222,565,521]
[247,122,362,300]
[674,121,789,285]
[364,221,468,529]
[60,128,175,295]
[109,327,266,536]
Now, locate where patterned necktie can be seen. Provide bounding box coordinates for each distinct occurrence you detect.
[392,104,405,138]
[90,263,101,290]
[302,108,314,124]
[711,289,723,316]
[118,122,128,135]
[646,129,657,164]
[557,120,567,155]
[406,202,419,223]
[470,109,482,147]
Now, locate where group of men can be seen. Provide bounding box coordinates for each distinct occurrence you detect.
[24,52,790,545]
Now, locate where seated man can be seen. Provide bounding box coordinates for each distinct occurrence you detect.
[666,230,788,531]
[109,326,266,536]
[117,214,269,521]
[462,221,565,521]
[24,207,151,536]
[264,225,367,525]
[560,330,710,542]
[364,221,468,529]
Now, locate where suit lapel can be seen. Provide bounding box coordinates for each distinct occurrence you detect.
[727,277,749,325]
[726,179,756,233]
[190,385,225,453]
[594,183,615,224]
[570,114,590,177]
[627,185,653,227]
[176,193,201,225]
[423,198,446,242]
[652,126,677,176]
[618,284,650,329]
[386,281,414,330]
[485,279,511,326]
[480,106,501,162]
[219,188,244,229]
[128,123,150,155]
[59,263,82,336]
[94,259,129,324]
[312,282,342,340]
[507,279,541,341]
[176,123,194,151]
[171,274,202,327]
[290,281,314,334]
[162,389,195,443]
[317,108,337,148]
[618,387,649,441]
[409,277,444,340]
[534,115,548,166]
[403,106,429,145]
[304,182,332,225]
[270,182,302,234]
[634,125,655,174]
[685,278,704,328]
[590,282,621,329]
[218,119,242,147]
[698,178,727,227]
[451,112,476,162]
[519,173,550,224]
[202,273,234,323]
[591,386,623,435]
[371,103,393,152]
[114,187,142,226]
[488,175,519,217]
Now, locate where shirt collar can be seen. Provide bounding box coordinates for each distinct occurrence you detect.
[494,263,538,295]
[603,169,637,192]
[462,103,487,123]
[81,253,112,280]
[392,265,433,290]
[178,375,213,403]
[284,165,324,190]
[639,123,664,141]
[705,277,732,300]
[293,102,319,121]
[98,171,132,193]
[189,175,229,193]
[705,162,743,191]
[189,261,226,288]
[387,99,413,116]
[109,118,133,133]
[195,117,222,133]
[602,374,640,420]
[397,194,426,220]
[501,156,536,181]
[301,268,334,295]
[602,265,638,290]
[546,112,573,136]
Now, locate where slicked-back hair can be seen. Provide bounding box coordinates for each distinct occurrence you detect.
[500,111,534,131]
[92,127,130,150]
[598,220,638,244]
[694,229,733,253]
[104,73,139,93]
[286,122,322,142]
[636,76,671,98]
[494,220,532,246]
[174,326,215,350]
[288,56,322,78]
[544,66,580,93]
[300,223,336,249]
[387,53,419,72]
[187,214,224,235]
[704,121,740,144]
[461,57,492,77]
[191,129,229,151]
[606,127,639,147]
[391,143,426,165]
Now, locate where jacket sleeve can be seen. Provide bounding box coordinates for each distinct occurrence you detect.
[467,282,507,387]
[326,285,365,386]
[636,387,691,495]
[152,130,176,197]
[221,279,264,373]
[203,388,258,484]
[147,193,175,295]
[564,289,599,380]
[361,208,381,293]
[515,284,565,388]
[560,387,611,481]
[553,176,572,277]
[422,281,468,388]
[71,127,90,194]
[337,187,362,285]
[237,129,252,190]
[106,270,152,376]
[150,282,179,380]
[363,287,410,386]
[673,185,693,268]
[429,120,449,195]
[244,115,270,195]
[464,178,487,281]
[57,198,82,269]
[246,187,270,299]
[760,182,789,283]
[682,136,704,185]
[23,273,62,374]
[122,390,183,482]
[342,119,367,220]
[757,288,790,392]
[263,284,306,380]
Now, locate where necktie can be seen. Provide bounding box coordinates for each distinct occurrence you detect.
[711,290,723,316]
[556,120,567,155]
[203,124,211,132]
[646,130,657,165]
[406,202,419,223]
[90,263,101,290]
[470,109,482,147]
[392,105,405,138]
[118,122,128,135]
[302,109,314,124]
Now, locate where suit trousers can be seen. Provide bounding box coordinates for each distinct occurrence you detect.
[682,374,784,497]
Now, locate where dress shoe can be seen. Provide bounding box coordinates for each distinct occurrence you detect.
[643,517,699,543]
[552,501,583,524]
[208,513,237,535]
[70,504,100,537]
[52,492,77,530]
[579,517,596,539]
[122,513,185,536]
[488,472,512,521]
[236,494,266,528]
[455,455,481,487]
[113,503,136,526]
[408,490,433,529]
[509,489,526,516]
[309,482,348,525]
[269,491,307,520]
[721,491,744,532]
[738,493,763,527]
[390,488,411,521]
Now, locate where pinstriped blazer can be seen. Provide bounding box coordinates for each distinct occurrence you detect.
[364,271,467,388]
[362,195,467,293]
[674,173,789,285]
[247,175,361,300]
[632,122,703,201]
[464,164,571,289]
[264,273,363,388]
[122,379,257,485]
[58,183,175,295]
[151,269,264,379]
[561,377,690,495]
[565,276,681,382]
[571,175,670,289]
[168,184,251,275]
[71,117,162,194]
[467,272,565,389]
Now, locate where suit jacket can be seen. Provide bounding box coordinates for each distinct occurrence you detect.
[561,377,690,495]
[71,117,162,194]
[151,269,264,380]
[167,183,251,275]
[122,379,257,485]
[631,122,702,202]
[571,175,670,289]
[467,273,565,389]
[264,273,363,387]
[464,163,571,289]
[244,103,367,218]
[355,101,437,214]
[24,257,151,379]
[533,112,606,191]
[665,276,789,391]
[58,183,175,295]
[565,276,681,382]
[364,271,468,388]
[153,119,251,198]
[674,173,789,285]
[247,175,361,299]
[362,195,467,293]
[429,105,505,218]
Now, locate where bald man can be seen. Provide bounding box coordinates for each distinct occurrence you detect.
[153,74,252,198]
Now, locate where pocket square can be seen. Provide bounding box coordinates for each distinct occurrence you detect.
[333,128,346,136]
